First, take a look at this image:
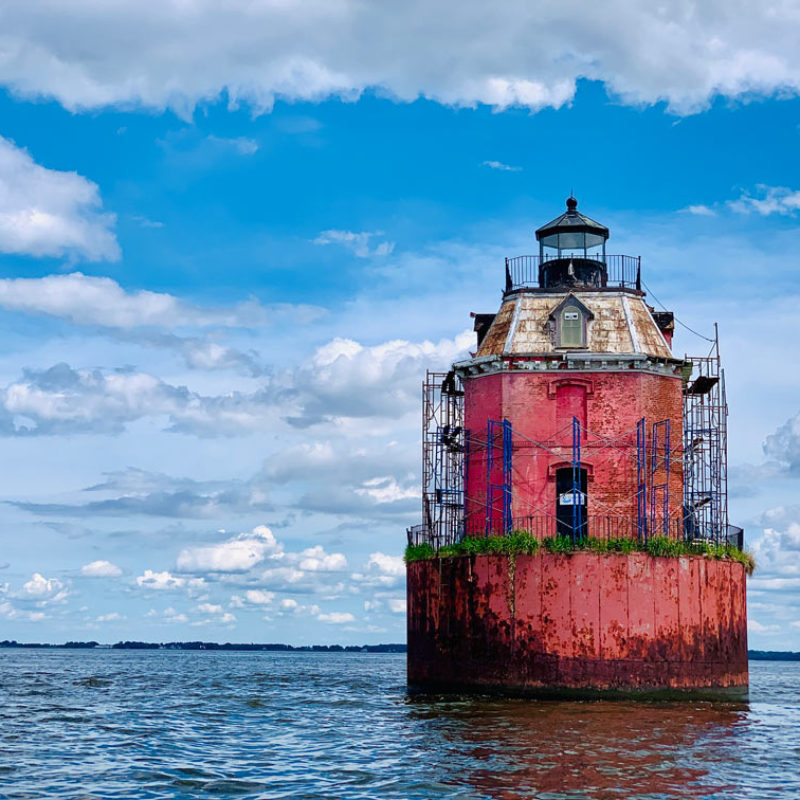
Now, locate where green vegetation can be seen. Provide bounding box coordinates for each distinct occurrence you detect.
[543,535,573,554]
[404,532,756,574]
[404,543,435,561]
[434,530,541,559]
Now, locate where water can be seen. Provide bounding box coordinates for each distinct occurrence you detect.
[0,652,798,799]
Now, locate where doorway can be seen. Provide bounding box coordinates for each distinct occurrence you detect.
[555,467,588,538]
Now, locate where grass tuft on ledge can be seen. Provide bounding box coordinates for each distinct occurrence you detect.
[405,532,755,574]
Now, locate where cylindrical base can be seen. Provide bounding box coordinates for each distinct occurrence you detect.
[407,552,748,696]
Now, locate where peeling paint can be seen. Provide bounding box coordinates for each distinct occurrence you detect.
[477,292,673,360]
[408,552,748,694]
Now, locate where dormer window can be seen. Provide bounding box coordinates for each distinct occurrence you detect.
[549,294,592,349]
[561,308,583,347]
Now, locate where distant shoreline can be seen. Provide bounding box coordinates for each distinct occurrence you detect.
[1,641,799,659]
[0,639,407,653]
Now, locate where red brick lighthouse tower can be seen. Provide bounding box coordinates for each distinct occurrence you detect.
[407,198,748,696]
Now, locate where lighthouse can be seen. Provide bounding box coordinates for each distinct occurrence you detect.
[406,198,749,696]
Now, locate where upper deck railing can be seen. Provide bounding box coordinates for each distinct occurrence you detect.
[407,516,744,550]
[505,254,641,293]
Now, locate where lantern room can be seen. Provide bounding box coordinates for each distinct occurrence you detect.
[535,197,610,289]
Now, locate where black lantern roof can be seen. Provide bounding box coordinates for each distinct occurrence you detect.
[535,197,609,243]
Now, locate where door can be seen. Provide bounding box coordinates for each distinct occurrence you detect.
[555,467,588,539]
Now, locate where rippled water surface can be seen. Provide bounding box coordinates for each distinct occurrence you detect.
[1,651,799,799]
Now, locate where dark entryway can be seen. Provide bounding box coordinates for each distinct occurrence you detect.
[555,467,587,538]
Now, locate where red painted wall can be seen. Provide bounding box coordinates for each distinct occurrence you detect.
[407,552,748,694]
[464,370,684,537]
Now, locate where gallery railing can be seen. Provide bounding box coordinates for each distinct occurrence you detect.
[505,254,641,292]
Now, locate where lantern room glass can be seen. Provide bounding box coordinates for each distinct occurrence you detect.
[540,231,606,263]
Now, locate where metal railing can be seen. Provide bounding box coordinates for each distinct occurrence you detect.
[506,514,683,542]
[408,514,684,549]
[505,254,641,292]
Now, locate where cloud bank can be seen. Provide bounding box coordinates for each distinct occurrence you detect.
[0,328,471,437]
[0,2,799,115]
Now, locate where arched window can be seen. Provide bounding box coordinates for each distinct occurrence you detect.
[561,307,584,347]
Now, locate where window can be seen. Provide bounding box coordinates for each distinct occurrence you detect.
[561,308,583,347]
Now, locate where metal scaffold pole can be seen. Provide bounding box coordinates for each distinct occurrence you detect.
[682,324,729,545]
[502,420,513,534]
[572,416,582,543]
[649,419,671,537]
[636,418,648,543]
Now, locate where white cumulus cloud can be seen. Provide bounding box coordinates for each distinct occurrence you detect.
[242,590,275,606]
[19,572,70,604]
[0,136,118,261]
[81,560,122,577]
[355,476,419,504]
[298,546,347,572]
[196,602,223,615]
[288,330,472,425]
[176,525,280,573]
[135,569,204,592]
[365,552,404,577]
[352,552,406,588]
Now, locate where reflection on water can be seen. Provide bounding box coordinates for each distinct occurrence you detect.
[0,652,797,799]
[408,696,748,799]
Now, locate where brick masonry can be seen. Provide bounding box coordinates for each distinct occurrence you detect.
[464,369,684,535]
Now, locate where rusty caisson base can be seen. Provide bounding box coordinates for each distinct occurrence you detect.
[407,552,749,699]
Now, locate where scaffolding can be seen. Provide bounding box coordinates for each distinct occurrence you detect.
[416,370,465,550]
[460,416,679,544]
[683,325,728,545]
[409,330,731,550]
[486,419,513,536]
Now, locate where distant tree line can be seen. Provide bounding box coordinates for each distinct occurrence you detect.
[3,641,800,659]
[0,639,406,653]
[0,640,99,649]
[111,641,407,652]
[748,650,800,661]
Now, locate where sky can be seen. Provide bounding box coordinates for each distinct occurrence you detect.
[0,1,799,647]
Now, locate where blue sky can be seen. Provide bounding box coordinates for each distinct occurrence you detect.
[0,2,799,646]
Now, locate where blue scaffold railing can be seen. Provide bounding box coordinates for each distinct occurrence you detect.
[486,419,513,536]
